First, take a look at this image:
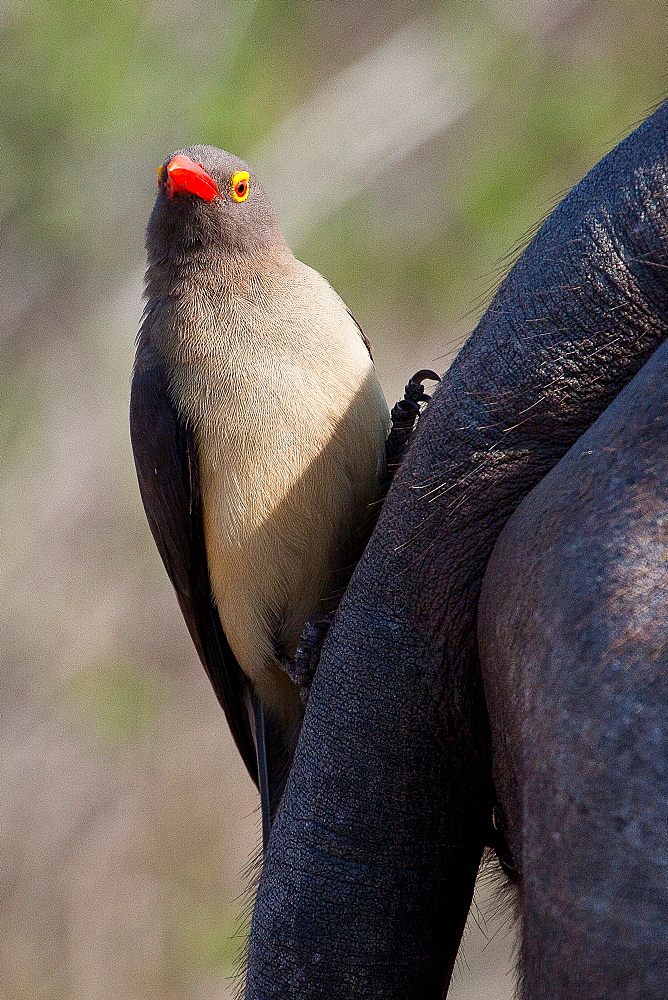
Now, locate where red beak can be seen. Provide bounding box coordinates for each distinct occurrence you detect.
[164,155,219,202]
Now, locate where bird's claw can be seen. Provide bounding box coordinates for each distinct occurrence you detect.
[405,369,440,403]
[281,612,333,703]
[385,369,440,474]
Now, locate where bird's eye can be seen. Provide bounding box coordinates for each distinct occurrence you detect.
[231,170,250,202]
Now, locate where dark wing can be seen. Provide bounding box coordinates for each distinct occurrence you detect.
[130,346,258,786]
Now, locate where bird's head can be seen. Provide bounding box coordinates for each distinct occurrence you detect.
[147,145,282,265]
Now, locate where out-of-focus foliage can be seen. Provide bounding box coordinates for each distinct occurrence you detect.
[2,2,665,998]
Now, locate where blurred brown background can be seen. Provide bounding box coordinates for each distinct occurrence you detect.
[2,2,665,997]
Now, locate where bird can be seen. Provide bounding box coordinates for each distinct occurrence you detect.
[130,146,390,842]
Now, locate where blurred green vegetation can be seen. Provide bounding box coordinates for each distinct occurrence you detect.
[2,0,664,329]
[1,2,665,998]
[179,902,243,973]
[65,661,162,745]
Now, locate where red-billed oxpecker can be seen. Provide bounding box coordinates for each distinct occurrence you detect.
[130,147,389,843]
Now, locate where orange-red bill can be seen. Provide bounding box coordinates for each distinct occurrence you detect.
[164,155,219,202]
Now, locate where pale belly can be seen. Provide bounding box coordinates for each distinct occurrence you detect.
[196,364,387,719]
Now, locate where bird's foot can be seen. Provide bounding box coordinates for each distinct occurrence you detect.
[281,613,333,703]
[384,369,441,480]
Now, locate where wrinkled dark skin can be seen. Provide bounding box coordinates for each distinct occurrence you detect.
[479,335,668,998]
[246,101,668,998]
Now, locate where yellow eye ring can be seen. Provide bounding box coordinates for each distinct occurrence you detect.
[231,170,250,202]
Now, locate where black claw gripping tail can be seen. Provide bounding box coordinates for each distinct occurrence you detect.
[384,369,440,480]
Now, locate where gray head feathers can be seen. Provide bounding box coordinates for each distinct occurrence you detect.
[146,145,284,266]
